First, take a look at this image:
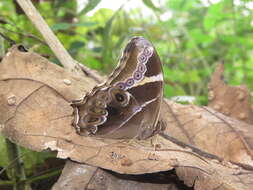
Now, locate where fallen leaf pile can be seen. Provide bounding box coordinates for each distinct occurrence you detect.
[0,46,253,190]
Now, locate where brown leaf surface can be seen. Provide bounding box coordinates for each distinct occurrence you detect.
[208,63,253,124]
[161,100,253,164]
[53,160,184,190]
[1,46,253,189]
[52,160,97,190]
[52,161,186,190]
[86,169,184,190]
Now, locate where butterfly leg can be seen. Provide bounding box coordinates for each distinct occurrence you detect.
[151,120,166,150]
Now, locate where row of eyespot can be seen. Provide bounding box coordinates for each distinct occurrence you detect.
[116,46,153,90]
[81,87,129,127]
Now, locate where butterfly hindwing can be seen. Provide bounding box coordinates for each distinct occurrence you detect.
[72,36,163,139]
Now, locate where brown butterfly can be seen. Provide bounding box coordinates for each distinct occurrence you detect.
[71,37,163,140]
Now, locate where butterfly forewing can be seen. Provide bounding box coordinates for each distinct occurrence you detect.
[72,36,163,139]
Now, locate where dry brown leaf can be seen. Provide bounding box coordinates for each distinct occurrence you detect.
[53,161,185,190]
[86,169,183,190]
[1,46,253,189]
[161,62,253,164]
[52,160,97,190]
[208,63,253,124]
[161,100,253,164]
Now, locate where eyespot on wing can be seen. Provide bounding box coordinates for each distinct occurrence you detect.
[109,87,130,107]
[79,125,98,135]
[80,114,107,126]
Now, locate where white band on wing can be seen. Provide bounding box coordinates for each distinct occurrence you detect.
[132,73,163,88]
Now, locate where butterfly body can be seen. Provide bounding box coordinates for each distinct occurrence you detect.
[72,37,163,140]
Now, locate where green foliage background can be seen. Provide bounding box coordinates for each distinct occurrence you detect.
[0,0,253,188]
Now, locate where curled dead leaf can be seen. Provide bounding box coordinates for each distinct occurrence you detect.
[208,63,253,124]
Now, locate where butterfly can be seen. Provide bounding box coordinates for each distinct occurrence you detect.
[71,37,163,140]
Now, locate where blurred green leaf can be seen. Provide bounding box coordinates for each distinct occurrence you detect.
[142,0,160,12]
[189,29,213,44]
[73,21,98,27]
[51,22,71,31]
[85,55,103,70]
[101,6,123,71]
[204,2,224,30]
[167,0,196,11]
[164,84,185,98]
[0,135,8,167]
[51,22,97,31]
[69,41,85,57]
[78,0,102,15]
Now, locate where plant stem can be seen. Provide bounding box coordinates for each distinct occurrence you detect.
[0,180,14,185]
[0,32,4,57]
[24,168,62,184]
[5,139,31,190]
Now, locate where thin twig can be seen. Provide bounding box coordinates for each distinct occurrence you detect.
[77,62,103,83]
[159,132,221,161]
[15,0,102,83]
[0,32,4,56]
[0,16,47,45]
[159,132,253,171]
[15,0,76,71]
[0,180,13,185]
[0,32,16,45]
[0,26,47,45]
[202,106,253,159]
[22,167,62,184]
[0,151,31,176]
